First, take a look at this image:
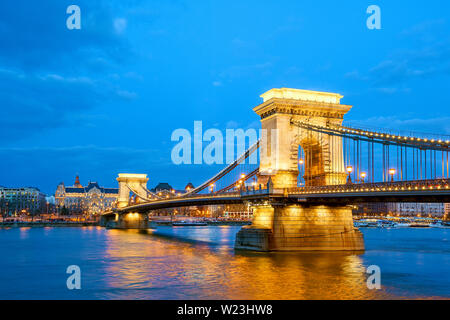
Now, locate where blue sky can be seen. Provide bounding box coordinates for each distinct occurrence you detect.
[0,0,449,195]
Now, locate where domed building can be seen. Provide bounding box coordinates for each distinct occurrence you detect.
[185,182,194,192]
[55,176,118,216]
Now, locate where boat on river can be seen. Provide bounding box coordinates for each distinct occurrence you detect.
[172,220,208,226]
[409,222,431,228]
[355,219,380,228]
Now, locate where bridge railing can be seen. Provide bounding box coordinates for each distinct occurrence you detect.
[288,178,450,194]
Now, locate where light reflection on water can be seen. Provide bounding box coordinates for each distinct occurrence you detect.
[0,226,449,299]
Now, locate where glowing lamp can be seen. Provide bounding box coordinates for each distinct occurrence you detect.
[346,166,353,184]
[389,168,396,182]
[360,172,367,183]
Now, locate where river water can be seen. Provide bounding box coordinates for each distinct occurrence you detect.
[0,226,449,299]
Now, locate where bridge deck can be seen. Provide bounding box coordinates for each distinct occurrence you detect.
[103,179,450,215]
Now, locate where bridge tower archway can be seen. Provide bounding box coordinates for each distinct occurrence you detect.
[254,88,351,188]
[116,174,149,208]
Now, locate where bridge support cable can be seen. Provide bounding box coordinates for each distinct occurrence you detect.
[291,120,450,185]
[125,184,153,203]
[291,120,450,151]
[182,140,260,197]
[215,168,260,193]
[141,186,164,200]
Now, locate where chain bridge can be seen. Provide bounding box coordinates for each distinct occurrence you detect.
[101,88,450,252]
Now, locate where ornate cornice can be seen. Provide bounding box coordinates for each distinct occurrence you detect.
[254,98,352,120]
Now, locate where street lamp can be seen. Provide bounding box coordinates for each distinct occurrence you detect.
[389,168,396,182]
[346,165,353,184]
[298,159,305,186]
[360,172,367,183]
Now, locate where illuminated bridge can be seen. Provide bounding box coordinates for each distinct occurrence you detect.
[101,88,450,252]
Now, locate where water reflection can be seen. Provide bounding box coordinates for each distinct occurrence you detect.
[101,228,391,299]
[19,227,30,240]
[1,226,448,299]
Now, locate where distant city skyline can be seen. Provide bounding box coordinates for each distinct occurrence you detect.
[1,1,450,194]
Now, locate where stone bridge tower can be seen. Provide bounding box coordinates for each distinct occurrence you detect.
[116,174,149,208]
[235,88,364,252]
[255,88,351,188]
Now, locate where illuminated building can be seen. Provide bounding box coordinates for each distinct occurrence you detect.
[185,182,194,192]
[148,182,196,216]
[0,186,46,216]
[387,203,444,217]
[355,202,446,217]
[55,176,118,215]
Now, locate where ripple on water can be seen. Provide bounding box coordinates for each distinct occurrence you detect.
[0,226,449,299]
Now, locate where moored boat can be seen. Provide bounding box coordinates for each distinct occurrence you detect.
[172,220,208,226]
[409,222,431,228]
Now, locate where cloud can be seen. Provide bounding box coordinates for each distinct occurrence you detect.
[116,89,138,100]
[114,18,128,34]
[0,145,165,194]
[0,68,114,140]
[368,42,450,86]
[346,40,450,91]
[0,1,133,72]
[374,87,411,95]
[400,19,446,41]
[345,20,450,90]
[0,2,146,142]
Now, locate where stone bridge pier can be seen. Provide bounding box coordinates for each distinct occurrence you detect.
[100,212,149,229]
[235,203,364,251]
[235,88,364,251]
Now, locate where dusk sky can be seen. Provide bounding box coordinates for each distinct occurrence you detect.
[1,1,450,195]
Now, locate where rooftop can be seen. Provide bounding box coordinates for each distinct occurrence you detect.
[260,88,343,104]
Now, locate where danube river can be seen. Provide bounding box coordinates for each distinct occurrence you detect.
[0,226,449,299]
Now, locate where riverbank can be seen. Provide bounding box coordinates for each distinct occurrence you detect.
[152,220,251,226]
[0,220,250,228]
[0,221,99,228]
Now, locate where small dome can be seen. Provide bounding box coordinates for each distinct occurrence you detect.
[185,182,194,191]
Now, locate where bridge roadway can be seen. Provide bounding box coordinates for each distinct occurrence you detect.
[102,190,282,216]
[102,179,450,216]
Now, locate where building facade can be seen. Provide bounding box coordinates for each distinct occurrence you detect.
[354,202,448,218]
[55,176,118,215]
[0,187,47,216]
[387,203,445,217]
